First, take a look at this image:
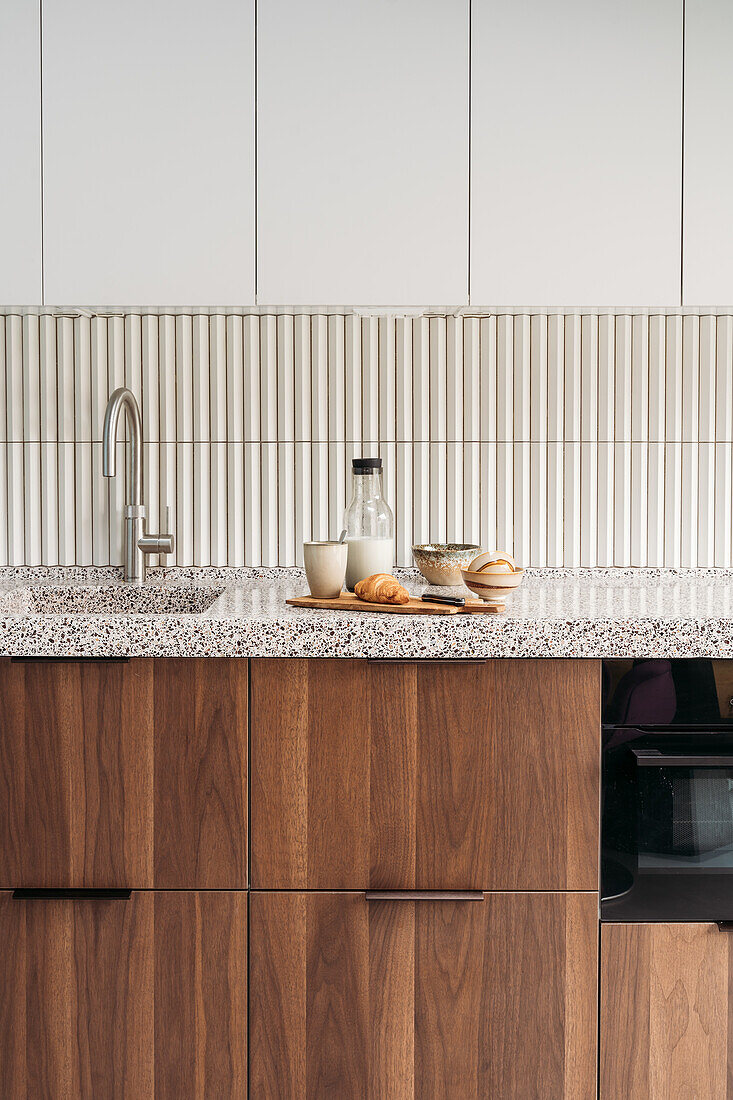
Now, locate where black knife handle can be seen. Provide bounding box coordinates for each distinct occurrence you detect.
[420,593,466,607]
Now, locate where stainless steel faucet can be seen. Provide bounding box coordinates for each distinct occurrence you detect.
[102,387,174,583]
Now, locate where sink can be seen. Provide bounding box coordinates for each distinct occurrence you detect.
[25,584,224,616]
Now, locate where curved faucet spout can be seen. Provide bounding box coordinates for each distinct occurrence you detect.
[102,387,142,505]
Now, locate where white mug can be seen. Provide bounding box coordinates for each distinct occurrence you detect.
[303,541,348,598]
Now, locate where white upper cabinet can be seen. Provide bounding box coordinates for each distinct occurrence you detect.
[683,0,733,305]
[0,1,42,304]
[42,0,255,306]
[257,0,469,306]
[470,0,683,308]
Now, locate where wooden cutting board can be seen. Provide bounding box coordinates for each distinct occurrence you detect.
[286,592,504,614]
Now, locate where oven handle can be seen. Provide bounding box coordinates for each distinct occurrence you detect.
[632,748,733,767]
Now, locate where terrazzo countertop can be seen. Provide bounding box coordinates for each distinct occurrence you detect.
[2,566,733,658]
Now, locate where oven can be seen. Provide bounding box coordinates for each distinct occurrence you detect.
[601,658,733,921]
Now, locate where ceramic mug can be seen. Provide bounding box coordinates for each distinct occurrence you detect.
[303,541,348,598]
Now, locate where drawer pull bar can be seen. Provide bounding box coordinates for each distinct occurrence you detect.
[10,657,130,664]
[12,888,132,901]
[365,890,484,902]
[366,659,487,665]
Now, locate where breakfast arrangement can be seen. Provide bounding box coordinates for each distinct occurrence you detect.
[287,456,524,616]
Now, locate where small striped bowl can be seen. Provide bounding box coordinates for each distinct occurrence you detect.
[460,566,525,607]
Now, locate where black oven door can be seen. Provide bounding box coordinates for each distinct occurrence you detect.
[602,737,733,921]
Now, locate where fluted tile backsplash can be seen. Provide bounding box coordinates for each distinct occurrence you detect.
[1,310,732,568]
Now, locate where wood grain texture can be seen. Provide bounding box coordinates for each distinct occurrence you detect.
[249,890,597,1099]
[369,662,418,889]
[601,922,733,1100]
[477,892,597,1099]
[250,892,307,1097]
[251,658,600,890]
[0,657,247,889]
[154,891,247,1098]
[0,890,246,1098]
[286,592,459,614]
[153,658,248,888]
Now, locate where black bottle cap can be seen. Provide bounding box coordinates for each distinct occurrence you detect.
[352,457,382,472]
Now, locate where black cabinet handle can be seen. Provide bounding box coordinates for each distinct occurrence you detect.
[10,657,130,664]
[365,890,484,901]
[366,659,487,665]
[12,889,132,900]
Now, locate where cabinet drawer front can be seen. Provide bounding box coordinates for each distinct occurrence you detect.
[250,890,597,1099]
[0,658,248,888]
[601,922,733,1099]
[0,889,247,1098]
[251,658,599,890]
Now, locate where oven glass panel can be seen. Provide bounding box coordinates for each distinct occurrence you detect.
[638,765,733,871]
[603,658,733,727]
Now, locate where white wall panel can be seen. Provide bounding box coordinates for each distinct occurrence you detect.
[684,0,733,304]
[43,0,254,305]
[471,0,682,306]
[257,0,468,305]
[0,0,41,303]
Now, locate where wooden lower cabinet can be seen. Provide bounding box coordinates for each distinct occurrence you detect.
[250,890,598,1098]
[251,658,600,891]
[0,658,248,889]
[0,890,247,1098]
[601,922,733,1100]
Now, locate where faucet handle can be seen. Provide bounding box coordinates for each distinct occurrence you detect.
[138,505,175,558]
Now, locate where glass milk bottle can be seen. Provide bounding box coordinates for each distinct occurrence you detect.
[343,457,394,590]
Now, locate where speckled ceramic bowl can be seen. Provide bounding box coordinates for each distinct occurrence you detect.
[412,544,482,586]
[461,566,525,608]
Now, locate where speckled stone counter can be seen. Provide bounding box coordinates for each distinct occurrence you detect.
[2,566,733,658]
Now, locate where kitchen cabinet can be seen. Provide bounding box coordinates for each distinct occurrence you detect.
[256,0,469,305]
[0,889,246,1097]
[470,0,683,307]
[683,0,733,304]
[250,889,597,1098]
[0,658,247,889]
[250,658,599,890]
[601,922,733,1098]
[0,0,42,303]
[41,0,255,306]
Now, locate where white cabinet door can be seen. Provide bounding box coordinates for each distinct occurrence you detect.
[471,0,683,308]
[0,0,42,304]
[257,0,469,306]
[683,0,733,305]
[42,0,254,306]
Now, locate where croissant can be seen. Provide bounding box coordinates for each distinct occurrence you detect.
[354,573,410,605]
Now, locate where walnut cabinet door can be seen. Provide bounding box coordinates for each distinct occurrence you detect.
[250,889,598,1098]
[0,657,248,889]
[251,658,599,890]
[0,889,247,1098]
[601,922,733,1099]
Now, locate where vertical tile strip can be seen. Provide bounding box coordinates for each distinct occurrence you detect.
[1,310,733,570]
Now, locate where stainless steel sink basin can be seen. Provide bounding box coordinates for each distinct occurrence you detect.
[25,584,224,615]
